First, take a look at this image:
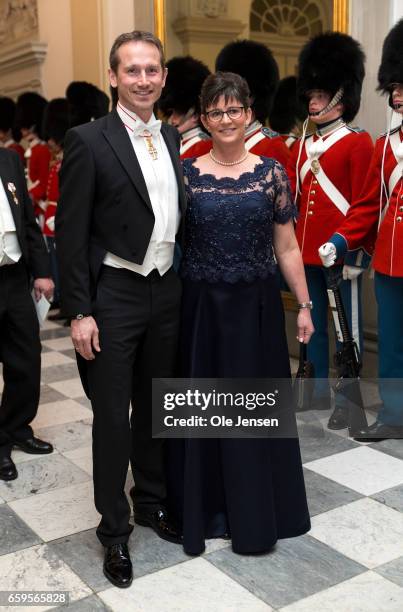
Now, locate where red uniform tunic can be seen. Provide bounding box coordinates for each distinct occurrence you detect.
[287,124,374,267]
[180,127,212,160]
[331,126,403,277]
[25,140,51,217]
[245,121,290,167]
[43,159,61,238]
[4,139,25,164]
[280,133,299,152]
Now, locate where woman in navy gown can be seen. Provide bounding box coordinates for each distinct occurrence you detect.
[168,72,314,555]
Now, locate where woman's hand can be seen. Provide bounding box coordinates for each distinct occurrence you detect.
[296,309,314,344]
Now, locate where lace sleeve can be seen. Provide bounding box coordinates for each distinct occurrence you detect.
[182,158,194,203]
[271,161,298,224]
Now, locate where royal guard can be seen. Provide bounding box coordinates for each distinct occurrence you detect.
[41,98,71,308]
[288,32,374,429]
[158,56,212,159]
[14,92,51,223]
[319,20,403,441]
[270,76,305,152]
[215,40,289,167]
[66,81,110,127]
[0,97,25,163]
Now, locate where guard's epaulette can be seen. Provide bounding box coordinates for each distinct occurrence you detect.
[262,127,279,139]
[347,125,366,133]
[380,125,401,137]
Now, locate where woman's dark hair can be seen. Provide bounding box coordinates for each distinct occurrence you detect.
[200,71,250,115]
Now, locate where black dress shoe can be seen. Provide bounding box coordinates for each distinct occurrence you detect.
[354,421,403,443]
[103,543,133,588]
[12,437,53,455]
[0,454,18,481]
[327,406,348,430]
[134,507,183,544]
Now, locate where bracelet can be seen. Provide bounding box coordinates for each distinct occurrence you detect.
[298,301,313,310]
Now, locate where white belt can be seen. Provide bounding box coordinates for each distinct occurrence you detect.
[245,131,266,151]
[300,127,351,216]
[180,135,203,156]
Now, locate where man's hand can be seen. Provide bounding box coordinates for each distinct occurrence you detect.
[71,316,101,360]
[342,265,364,280]
[318,242,337,267]
[33,277,54,302]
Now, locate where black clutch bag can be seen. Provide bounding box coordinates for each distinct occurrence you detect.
[293,343,315,412]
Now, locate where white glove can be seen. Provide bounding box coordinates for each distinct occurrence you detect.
[342,265,364,280]
[318,242,337,267]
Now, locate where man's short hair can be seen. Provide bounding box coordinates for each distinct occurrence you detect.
[109,30,165,73]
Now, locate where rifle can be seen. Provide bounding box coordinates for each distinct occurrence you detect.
[293,342,315,412]
[327,267,368,436]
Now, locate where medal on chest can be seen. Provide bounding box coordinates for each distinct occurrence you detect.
[7,182,19,205]
[141,130,158,160]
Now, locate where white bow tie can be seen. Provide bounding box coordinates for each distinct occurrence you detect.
[396,142,403,160]
[308,138,326,158]
[132,118,162,139]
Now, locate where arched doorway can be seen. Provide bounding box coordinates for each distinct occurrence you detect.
[249,0,333,76]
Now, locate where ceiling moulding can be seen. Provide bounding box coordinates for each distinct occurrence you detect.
[172,16,245,44]
[0,40,47,76]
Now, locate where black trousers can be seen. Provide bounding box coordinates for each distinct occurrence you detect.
[87,265,181,546]
[0,261,41,453]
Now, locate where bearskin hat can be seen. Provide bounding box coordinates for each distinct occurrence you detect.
[0,97,16,132]
[66,81,109,127]
[378,19,403,97]
[42,98,71,146]
[297,32,365,123]
[215,40,279,124]
[270,76,305,134]
[14,92,47,138]
[158,56,210,117]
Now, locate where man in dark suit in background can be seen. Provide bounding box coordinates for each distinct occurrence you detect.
[56,31,186,588]
[0,148,54,481]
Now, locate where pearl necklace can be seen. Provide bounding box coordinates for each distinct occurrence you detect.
[209,149,249,166]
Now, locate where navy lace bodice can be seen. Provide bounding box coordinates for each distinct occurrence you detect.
[180,156,297,283]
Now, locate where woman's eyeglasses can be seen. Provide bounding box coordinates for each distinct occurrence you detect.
[205,107,245,122]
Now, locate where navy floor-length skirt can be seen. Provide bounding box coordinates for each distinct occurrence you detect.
[167,274,310,555]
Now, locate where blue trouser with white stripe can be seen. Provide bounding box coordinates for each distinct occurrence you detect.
[305,265,363,407]
[375,272,403,426]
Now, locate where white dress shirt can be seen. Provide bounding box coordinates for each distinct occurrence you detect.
[0,178,22,266]
[103,102,180,276]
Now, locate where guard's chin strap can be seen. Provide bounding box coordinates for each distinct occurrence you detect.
[309,87,344,118]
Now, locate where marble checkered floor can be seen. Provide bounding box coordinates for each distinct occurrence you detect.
[1,319,403,611]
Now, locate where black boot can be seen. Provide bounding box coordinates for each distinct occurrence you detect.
[354,421,403,443]
[327,406,348,430]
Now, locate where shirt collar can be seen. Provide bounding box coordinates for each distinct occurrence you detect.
[245,119,262,138]
[116,101,157,133]
[181,126,203,142]
[316,117,346,137]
